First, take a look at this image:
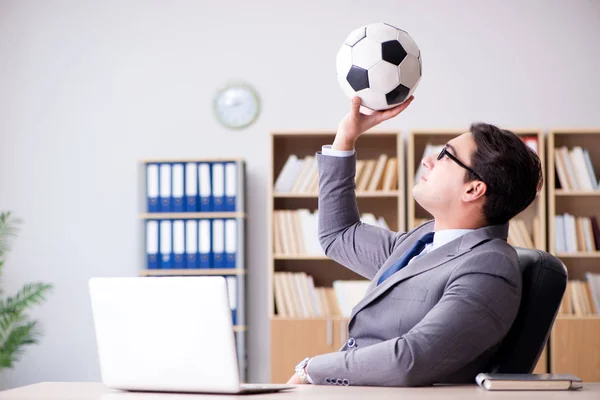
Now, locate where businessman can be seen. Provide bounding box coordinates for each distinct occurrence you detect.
[287,96,543,387]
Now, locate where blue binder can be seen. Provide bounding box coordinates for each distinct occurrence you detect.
[226,277,237,325]
[146,220,159,269]
[146,164,159,213]
[159,164,172,212]
[212,163,225,212]
[198,163,212,212]
[159,220,173,269]
[198,219,211,269]
[172,220,185,269]
[225,219,237,269]
[185,162,198,212]
[225,162,237,212]
[171,163,185,213]
[212,219,225,268]
[185,220,198,269]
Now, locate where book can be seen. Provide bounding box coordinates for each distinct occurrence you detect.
[475,373,583,391]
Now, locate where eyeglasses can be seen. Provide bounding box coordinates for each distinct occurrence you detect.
[437,146,486,184]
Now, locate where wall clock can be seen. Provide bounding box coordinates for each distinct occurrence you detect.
[213,82,261,129]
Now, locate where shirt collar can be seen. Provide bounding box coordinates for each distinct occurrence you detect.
[431,228,475,250]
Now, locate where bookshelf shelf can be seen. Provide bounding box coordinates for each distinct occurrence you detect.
[274,254,329,260]
[548,129,600,381]
[556,252,600,259]
[268,130,404,383]
[274,191,400,198]
[139,269,247,276]
[555,190,600,196]
[139,212,247,219]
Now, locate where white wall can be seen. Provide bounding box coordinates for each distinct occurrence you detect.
[1,0,599,389]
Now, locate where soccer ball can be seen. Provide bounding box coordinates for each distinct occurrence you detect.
[336,22,422,112]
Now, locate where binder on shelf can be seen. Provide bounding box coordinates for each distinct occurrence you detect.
[159,163,172,212]
[198,219,211,269]
[159,220,173,269]
[173,220,185,269]
[146,163,159,213]
[212,163,225,212]
[146,220,159,269]
[185,220,198,269]
[226,276,238,325]
[212,219,225,268]
[171,163,185,212]
[225,219,237,269]
[185,162,198,212]
[225,162,237,212]
[198,163,212,212]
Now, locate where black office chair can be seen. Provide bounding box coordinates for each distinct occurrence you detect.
[487,247,568,373]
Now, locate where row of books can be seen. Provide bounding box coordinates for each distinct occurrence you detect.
[557,273,600,316]
[554,146,599,191]
[273,272,369,318]
[273,210,389,256]
[146,219,239,269]
[274,154,399,194]
[554,214,600,254]
[145,161,244,213]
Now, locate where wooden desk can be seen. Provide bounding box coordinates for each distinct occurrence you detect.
[1,382,599,399]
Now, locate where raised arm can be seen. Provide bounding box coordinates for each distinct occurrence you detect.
[317,96,414,280]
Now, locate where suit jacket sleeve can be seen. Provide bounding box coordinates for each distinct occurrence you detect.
[317,152,406,280]
[306,251,522,387]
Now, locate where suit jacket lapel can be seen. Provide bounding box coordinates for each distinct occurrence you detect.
[348,222,509,324]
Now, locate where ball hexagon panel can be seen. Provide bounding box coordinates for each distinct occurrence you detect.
[346,65,369,92]
[397,30,420,58]
[351,36,383,69]
[381,40,407,66]
[368,60,400,94]
[357,87,390,111]
[386,84,410,105]
[398,56,421,90]
[345,26,367,47]
[366,23,400,43]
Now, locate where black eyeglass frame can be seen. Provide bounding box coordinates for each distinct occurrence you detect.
[437,146,486,184]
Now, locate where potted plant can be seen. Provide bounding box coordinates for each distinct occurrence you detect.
[0,212,52,370]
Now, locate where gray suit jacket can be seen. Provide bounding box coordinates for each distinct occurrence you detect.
[306,152,522,387]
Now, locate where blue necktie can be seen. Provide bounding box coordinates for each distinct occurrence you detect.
[377,232,435,285]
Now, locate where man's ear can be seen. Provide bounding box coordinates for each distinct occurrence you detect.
[463,181,487,203]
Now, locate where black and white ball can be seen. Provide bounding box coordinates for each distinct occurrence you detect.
[336,22,422,112]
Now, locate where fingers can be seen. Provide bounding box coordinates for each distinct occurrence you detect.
[377,96,414,122]
[350,96,362,118]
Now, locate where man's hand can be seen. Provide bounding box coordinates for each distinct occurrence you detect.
[286,373,307,385]
[333,95,414,151]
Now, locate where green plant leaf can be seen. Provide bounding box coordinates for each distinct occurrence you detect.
[3,283,53,314]
[0,320,39,369]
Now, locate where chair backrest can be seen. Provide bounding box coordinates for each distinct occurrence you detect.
[487,247,567,373]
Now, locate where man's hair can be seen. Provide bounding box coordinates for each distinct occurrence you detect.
[466,123,543,226]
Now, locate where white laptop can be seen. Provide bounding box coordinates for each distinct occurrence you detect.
[89,276,294,394]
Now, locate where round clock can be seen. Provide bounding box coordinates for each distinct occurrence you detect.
[213,82,261,129]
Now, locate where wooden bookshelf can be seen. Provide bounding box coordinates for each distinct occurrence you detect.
[548,129,600,381]
[268,130,404,383]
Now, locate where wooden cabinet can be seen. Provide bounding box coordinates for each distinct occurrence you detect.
[270,318,349,383]
[551,317,600,381]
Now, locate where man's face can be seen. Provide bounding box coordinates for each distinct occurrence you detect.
[412,132,480,215]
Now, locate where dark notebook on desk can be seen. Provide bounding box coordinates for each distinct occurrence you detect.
[476,373,583,391]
